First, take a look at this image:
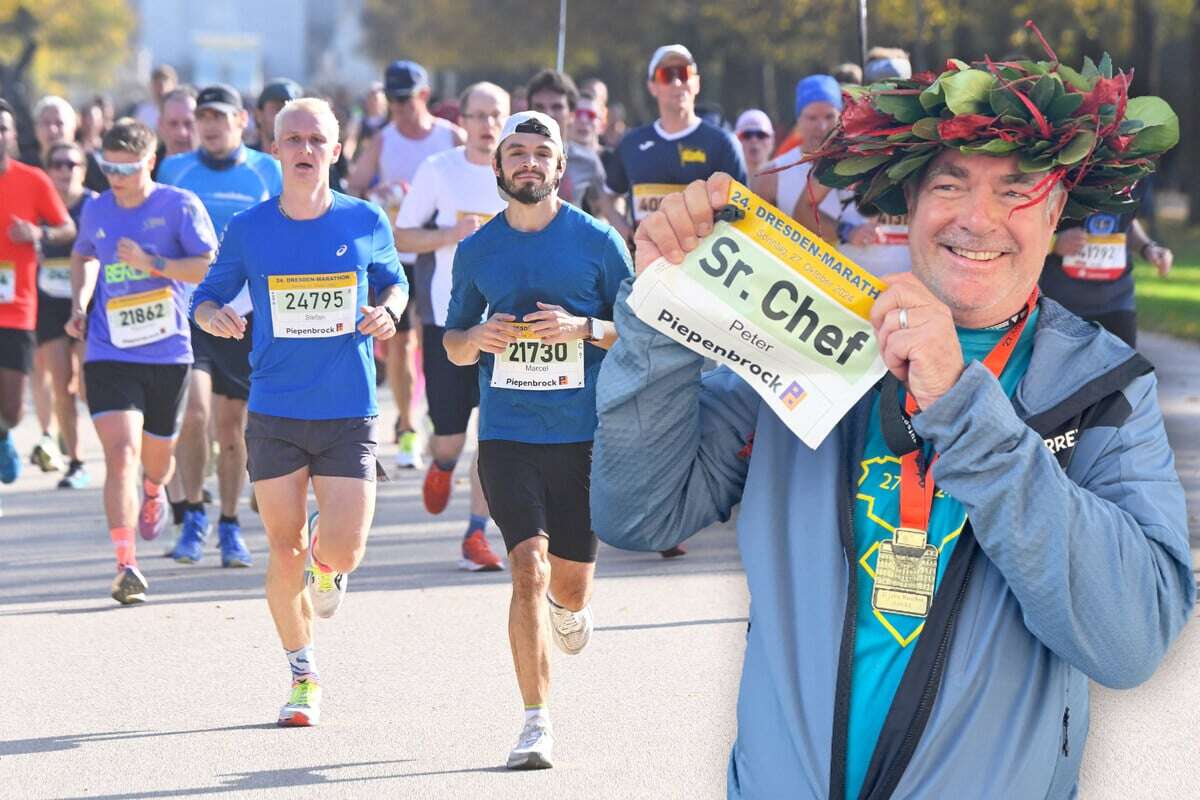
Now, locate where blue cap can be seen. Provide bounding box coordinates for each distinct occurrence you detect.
[794,74,842,118]
[385,60,428,99]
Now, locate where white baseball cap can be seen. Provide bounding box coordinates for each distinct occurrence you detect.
[647,44,695,80]
[498,110,563,152]
[735,109,775,137]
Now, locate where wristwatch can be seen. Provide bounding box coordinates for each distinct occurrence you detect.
[384,305,402,329]
[585,317,603,342]
[152,255,168,275]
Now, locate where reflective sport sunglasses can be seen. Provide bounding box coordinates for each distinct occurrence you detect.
[96,155,149,176]
[738,130,771,141]
[653,64,693,84]
[574,108,598,122]
[48,158,84,170]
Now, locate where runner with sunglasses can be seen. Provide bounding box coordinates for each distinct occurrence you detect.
[599,44,747,558]
[0,98,74,505]
[733,109,775,177]
[67,118,218,604]
[600,44,747,252]
[36,142,97,489]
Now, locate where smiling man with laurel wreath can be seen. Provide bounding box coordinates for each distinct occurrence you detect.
[590,23,1193,800]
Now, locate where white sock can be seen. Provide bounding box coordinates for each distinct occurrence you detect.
[525,706,550,727]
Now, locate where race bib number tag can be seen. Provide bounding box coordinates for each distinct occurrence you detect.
[38,257,73,299]
[0,261,14,304]
[1062,233,1126,281]
[631,183,687,223]
[491,323,585,391]
[106,286,176,349]
[269,272,357,339]
[626,181,887,448]
[876,224,909,246]
[871,528,939,619]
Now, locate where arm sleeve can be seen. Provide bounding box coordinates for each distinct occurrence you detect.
[443,245,487,330]
[915,363,1195,688]
[72,201,97,258]
[36,172,70,227]
[190,215,248,315]
[177,191,220,256]
[394,159,439,229]
[591,279,761,551]
[367,207,406,295]
[604,143,631,195]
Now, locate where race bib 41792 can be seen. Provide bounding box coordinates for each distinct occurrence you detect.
[626,181,888,448]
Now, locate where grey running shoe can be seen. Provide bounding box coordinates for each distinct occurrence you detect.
[506,719,554,770]
[548,599,593,655]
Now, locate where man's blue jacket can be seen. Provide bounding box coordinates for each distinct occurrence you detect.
[592,283,1194,800]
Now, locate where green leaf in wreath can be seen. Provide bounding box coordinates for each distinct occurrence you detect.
[962,138,1021,155]
[1054,130,1096,165]
[911,117,940,140]
[989,86,1029,119]
[1081,56,1100,82]
[942,70,995,115]
[1018,153,1055,173]
[1056,65,1091,92]
[832,154,891,176]
[885,151,935,181]
[874,93,926,123]
[1046,92,1084,122]
[1030,75,1057,109]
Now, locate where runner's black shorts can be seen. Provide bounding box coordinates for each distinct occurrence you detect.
[477,439,598,563]
[84,360,190,438]
[190,317,252,401]
[35,291,73,345]
[396,262,415,332]
[245,412,379,482]
[0,328,36,374]
[422,324,478,435]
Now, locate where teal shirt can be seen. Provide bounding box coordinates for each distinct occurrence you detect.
[844,308,1039,800]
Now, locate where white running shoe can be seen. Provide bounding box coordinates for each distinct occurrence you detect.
[548,600,593,655]
[394,430,423,469]
[506,719,554,770]
[305,511,347,618]
[111,565,148,605]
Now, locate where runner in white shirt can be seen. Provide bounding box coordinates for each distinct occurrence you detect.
[348,60,465,469]
[394,82,509,572]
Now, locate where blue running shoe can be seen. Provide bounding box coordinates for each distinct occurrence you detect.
[0,432,20,484]
[172,508,210,563]
[219,520,252,568]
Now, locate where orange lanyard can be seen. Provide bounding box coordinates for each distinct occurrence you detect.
[897,289,1038,533]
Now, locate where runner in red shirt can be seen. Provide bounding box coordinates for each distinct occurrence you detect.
[0,98,73,488]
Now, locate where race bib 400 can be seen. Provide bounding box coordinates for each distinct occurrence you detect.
[491,322,585,391]
[627,181,888,448]
[269,272,357,338]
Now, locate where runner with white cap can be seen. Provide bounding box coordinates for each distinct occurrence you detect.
[734,109,775,177]
[443,110,630,769]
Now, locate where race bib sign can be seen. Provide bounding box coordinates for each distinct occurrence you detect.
[106,286,176,349]
[1062,233,1127,281]
[627,181,888,448]
[0,261,14,304]
[269,272,357,338]
[491,322,585,391]
[38,257,73,299]
[631,183,687,223]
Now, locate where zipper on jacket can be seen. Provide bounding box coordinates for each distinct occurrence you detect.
[873,555,976,798]
[829,435,861,800]
[1061,707,1070,757]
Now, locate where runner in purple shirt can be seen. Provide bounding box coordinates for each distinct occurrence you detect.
[67,118,217,605]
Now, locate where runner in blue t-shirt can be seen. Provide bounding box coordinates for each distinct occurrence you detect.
[600,44,747,246]
[444,111,630,771]
[66,119,219,605]
[158,83,284,569]
[192,98,408,728]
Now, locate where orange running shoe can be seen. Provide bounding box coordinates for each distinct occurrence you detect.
[460,529,504,572]
[423,462,453,514]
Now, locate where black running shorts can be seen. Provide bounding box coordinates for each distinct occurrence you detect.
[0,328,36,374]
[245,412,379,482]
[35,292,73,345]
[84,360,190,438]
[190,317,252,401]
[422,324,478,436]
[477,439,598,563]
